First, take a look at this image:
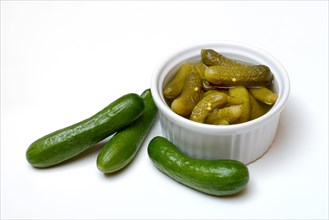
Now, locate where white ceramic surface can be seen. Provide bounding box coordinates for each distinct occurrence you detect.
[151,41,290,164]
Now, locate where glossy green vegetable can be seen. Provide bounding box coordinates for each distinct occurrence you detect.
[171,70,202,116]
[201,49,246,67]
[163,63,192,99]
[148,136,249,196]
[203,90,243,106]
[249,87,278,105]
[192,62,207,79]
[229,86,250,123]
[97,89,158,173]
[204,65,273,87]
[203,89,227,97]
[190,91,227,123]
[26,93,145,168]
[206,105,242,125]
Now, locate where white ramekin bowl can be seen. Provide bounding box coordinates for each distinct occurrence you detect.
[151,41,290,164]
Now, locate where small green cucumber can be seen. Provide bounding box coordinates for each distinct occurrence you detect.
[97,89,158,173]
[26,93,145,168]
[148,136,249,196]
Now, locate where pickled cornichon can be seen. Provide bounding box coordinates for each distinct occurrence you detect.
[163,63,192,99]
[249,92,271,120]
[206,105,242,125]
[203,90,243,106]
[229,86,250,123]
[192,62,207,79]
[171,70,202,117]
[190,92,227,123]
[163,48,278,125]
[249,87,278,105]
[201,49,246,67]
[204,65,273,87]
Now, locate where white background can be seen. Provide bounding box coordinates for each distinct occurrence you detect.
[1,1,328,219]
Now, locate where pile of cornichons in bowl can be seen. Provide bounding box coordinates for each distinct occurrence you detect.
[163,49,278,126]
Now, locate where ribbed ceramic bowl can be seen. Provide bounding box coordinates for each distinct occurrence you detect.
[151,42,290,164]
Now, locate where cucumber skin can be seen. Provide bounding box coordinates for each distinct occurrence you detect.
[26,93,145,168]
[148,136,249,196]
[97,89,158,173]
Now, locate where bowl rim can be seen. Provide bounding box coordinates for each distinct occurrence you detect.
[151,41,290,135]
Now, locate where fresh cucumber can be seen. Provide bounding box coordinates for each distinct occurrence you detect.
[97,89,158,173]
[26,93,145,168]
[148,136,249,196]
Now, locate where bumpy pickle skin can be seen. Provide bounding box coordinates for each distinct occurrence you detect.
[201,49,246,67]
[204,65,273,87]
[163,63,192,99]
[190,92,227,123]
[206,105,242,125]
[249,87,278,105]
[192,62,207,79]
[171,70,202,117]
[229,86,250,123]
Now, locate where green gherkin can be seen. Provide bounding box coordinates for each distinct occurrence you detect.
[171,70,202,117]
[163,63,192,99]
[229,86,250,123]
[249,93,271,120]
[205,65,273,87]
[205,105,242,125]
[190,91,227,123]
[201,49,246,67]
[249,87,278,105]
[192,62,207,79]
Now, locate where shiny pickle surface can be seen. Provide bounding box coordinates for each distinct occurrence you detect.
[163,63,192,99]
[206,105,242,125]
[26,93,145,168]
[96,89,158,173]
[226,96,244,106]
[148,136,250,196]
[192,62,207,79]
[190,92,227,123]
[204,65,273,87]
[203,89,228,97]
[201,49,246,67]
[229,86,250,123]
[203,90,243,106]
[249,93,272,120]
[249,87,278,105]
[171,70,202,116]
